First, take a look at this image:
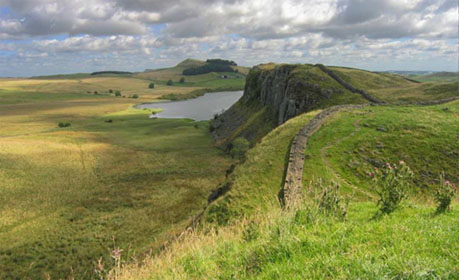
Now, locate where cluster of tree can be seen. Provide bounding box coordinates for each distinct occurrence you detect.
[183,63,235,76]
[90,71,132,76]
[205,59,237,66]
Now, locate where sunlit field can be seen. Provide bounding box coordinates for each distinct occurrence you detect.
[0,77,235,278]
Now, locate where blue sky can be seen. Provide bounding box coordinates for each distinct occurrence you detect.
[0,0,458,77]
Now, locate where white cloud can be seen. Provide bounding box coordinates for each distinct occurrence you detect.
[0,0,457,76]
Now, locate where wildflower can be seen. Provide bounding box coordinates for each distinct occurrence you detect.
[399,160,405,165]
[112,248,123,259]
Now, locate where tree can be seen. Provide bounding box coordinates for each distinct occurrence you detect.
[166,80,173,86]
[115,90,121,96]
[148,82,155,89]
[109,89,113,93]
[179,77,185,83]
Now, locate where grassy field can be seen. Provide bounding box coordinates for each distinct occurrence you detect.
[115,102,458,280]
[116,203,458,280]
[0,68,239,278]
[1,61,457,278]
[302,101,459,200]
[329,67,458,103]
[409,72,459,83]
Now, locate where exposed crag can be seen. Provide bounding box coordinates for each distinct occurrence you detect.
[210,64,367,147]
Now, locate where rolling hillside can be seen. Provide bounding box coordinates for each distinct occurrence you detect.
[116,101,459,280]
[211,63,458,149]
[112,63,458,279]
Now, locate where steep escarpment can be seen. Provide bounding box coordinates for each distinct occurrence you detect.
[210,64,367,147]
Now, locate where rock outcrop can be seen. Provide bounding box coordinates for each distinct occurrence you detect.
[211,64,366,147]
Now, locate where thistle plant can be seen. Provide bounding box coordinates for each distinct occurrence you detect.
[434,172,457,213]
[368,161,413,215]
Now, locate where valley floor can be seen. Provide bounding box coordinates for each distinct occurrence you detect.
[0,79,234,278]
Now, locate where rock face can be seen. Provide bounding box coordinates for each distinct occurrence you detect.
[211,64,352,147]
[242,64,344,125]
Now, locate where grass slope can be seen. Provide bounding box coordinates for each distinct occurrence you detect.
[302,101,459,199]
[328,66,458,103]
[0,87,233,278]
[116,102,458,279]
[409,72,459,83]
[116,203,458,280]
[206,111,318,224]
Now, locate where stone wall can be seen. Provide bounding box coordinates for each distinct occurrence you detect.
[316,64,385,104]
[282,105,365,209]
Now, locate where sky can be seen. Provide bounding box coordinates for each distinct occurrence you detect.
[0,0,458,77]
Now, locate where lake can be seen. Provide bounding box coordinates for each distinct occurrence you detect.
[137,90,243,121]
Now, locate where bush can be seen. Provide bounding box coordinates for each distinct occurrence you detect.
[131,94,139,99]
[230,137,250,159]
[94,91,98,95]
[179,77,185,83]
[58,122,71,128]
[369,161,413,215]
[434,172,457,213]
[148,82,154,89]
[109,89,113,93]
[115,91,121,96]
[166,80,173,86]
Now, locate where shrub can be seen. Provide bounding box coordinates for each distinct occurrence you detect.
[369,161,413,215]
[109,89,113,93]
[131,94,139,99]
[115,90,121,96]
[58,122,71,128]
[94,91,98,95]
[166,80,173,86]
[179,77,185,83]
[434,172,457,213]
[230,137,250,159]
[148,82,154,89]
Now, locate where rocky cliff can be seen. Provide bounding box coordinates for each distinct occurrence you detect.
[210,63,367,148]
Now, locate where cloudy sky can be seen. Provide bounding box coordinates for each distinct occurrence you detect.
[0,0,458,76]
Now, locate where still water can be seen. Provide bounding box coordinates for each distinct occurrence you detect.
[137,90,243,121]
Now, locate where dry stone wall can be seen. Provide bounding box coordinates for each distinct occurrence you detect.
[282,105,365,209]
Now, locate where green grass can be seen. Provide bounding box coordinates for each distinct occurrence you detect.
[409,72,459,83]
[328,66,458,103]
[114,101,458,280]
[0,89,233,278]
[302,101,459,200]
[204,111,318,224]
[116,202,458,280]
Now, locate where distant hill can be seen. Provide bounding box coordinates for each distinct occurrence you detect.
[409,71,459,83]
[90,71,132,76]
[135,58,250,82]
